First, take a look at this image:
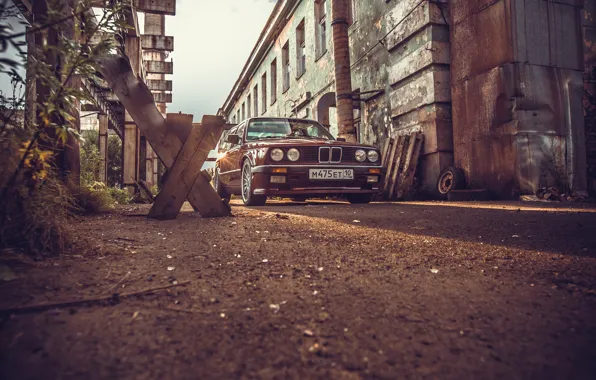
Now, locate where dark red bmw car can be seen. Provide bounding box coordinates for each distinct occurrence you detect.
[213,117,384,206]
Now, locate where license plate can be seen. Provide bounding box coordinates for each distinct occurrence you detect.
[309,169,354,180]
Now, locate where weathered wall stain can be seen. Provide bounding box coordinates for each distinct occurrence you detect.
[450,0,588,198]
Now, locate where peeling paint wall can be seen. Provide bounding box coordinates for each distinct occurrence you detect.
[450,0,588,198]
[584,0,596,196]
[226,1,337,131]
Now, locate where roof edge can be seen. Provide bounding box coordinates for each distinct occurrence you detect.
[221,0,299,116]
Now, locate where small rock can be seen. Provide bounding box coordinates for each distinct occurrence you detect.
[304,329,315,337]
[269,304,280,313]
[167,266,175,271]
[353,220,361,223]
[430,269,439,274]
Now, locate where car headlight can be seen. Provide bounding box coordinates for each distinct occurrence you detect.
[368,150,379,162]
[287,148,300,162]
[270,148,284,162]
[355,149,366,162]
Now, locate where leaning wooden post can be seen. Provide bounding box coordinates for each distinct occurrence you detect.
[99,56,231,219]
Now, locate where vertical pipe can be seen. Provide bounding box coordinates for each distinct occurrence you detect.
[331,0,356,142]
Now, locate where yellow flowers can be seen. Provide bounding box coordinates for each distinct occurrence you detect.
[19,141,54,183]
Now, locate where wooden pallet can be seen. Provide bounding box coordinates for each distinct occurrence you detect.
[381,133,424,200]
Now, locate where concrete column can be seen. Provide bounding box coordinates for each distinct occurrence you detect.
[331,0,356,142]
[123,112,140,193]
[98,114,108,184]
[122,35,142,194]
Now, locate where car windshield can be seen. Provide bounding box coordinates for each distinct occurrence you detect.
[246,119,335,141]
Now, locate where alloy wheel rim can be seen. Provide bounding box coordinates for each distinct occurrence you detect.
[242,164,251,202]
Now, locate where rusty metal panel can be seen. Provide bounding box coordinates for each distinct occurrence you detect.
[145,60,173,74]
[452,62,587,195]
[513,0,583,70]
[450,0,514,84]
[141,35,174,51]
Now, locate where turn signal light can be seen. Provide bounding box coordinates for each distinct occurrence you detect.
[272,168,288,173]
[369,168,381,174]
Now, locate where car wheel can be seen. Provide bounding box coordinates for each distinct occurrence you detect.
[241,160,266,206]
[436,166,465,199]
[347,194,374,204]
[214,167,231,205]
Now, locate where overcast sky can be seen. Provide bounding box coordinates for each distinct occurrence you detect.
[164,0,276,117]
[0,0,276,118]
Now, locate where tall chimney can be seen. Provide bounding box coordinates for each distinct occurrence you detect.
[331,0,356,142]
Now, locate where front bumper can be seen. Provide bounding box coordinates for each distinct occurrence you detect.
[251,165,384,196]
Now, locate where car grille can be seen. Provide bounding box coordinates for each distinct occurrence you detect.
[297,146,360,164]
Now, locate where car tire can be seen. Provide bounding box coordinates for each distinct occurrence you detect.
[241,160,266,206]
[346,194,375,204]
[214,167,231,205]
[436,166,465,199]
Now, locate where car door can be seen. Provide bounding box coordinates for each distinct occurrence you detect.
[227,122,247,191]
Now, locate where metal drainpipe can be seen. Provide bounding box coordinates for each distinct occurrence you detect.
[331,0,356,143]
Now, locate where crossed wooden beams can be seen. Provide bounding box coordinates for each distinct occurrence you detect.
[99,56,231,220]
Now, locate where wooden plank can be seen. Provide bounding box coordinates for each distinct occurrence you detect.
[381,137,391,168]
[397,133,424,200]
[148,117,229,220]
[388,136,408,200]
[382,136,400,197]
[394,134,418,199]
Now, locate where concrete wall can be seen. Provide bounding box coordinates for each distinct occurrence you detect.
[584,0,596,196]
[450,0,588,197]
[350,0,452,193]
[227,0,336,130]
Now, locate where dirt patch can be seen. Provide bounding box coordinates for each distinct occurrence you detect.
[1,200,596,379]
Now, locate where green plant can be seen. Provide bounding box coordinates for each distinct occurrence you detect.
[0,0,129,256]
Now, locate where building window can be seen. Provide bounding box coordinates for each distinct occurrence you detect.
[261,73,268,114]
[236,110,240,123]
[232,115,236,123]
[296,20,306,77]
[282,41,290,92]
[253,85,259,116]
[247,94,252,118]
[271,59,277,104]
[242,102,246,120]
[315,0,327,58]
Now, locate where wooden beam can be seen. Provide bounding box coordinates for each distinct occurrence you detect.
[148,117,226,219]
[141,35,174,51]
[99,55,230,219]
[147,79,172,91]
[145,60,173,74]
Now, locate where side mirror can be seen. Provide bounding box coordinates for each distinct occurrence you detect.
[227,134,241,145]
[337,137,347,142]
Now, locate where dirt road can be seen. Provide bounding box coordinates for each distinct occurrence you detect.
[1,200,596,379]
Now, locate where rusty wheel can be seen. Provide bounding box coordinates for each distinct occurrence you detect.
[436,166,465,198]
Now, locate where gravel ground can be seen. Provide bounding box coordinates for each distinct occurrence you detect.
[1,200,596,380]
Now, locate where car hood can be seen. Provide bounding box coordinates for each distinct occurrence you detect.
[245,138,375,149]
